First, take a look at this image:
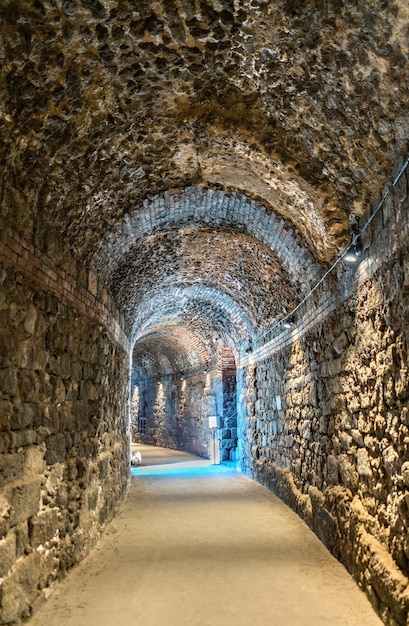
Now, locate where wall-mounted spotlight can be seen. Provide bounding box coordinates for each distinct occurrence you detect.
[281,307,294,330]
[204,362,210,373]
[344,235,363,264]
[180,371,185,381]
[283,317,294,329]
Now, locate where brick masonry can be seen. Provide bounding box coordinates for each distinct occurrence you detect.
[0,218,129,353]
[92,187,321,297]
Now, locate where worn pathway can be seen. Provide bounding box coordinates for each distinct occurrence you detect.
[29,445,382,626]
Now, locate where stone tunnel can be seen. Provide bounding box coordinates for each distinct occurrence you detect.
[0,0,408,624]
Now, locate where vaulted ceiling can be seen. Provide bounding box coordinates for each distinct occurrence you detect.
[1,0,408,372]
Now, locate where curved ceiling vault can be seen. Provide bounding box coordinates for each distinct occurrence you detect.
[1,1,408,376]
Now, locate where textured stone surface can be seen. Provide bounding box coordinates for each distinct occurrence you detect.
[131,355,227,460]
[1,0,408,264]
[0,532,16,578]
[0,254,130,625]
[239,191,409,625]
[1,0,409,376]
[131,345,237,460]
[0,2,408,624]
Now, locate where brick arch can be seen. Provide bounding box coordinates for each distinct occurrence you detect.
[133,325,212,372]
[111,226,297,335]
[91,186,321,294]
[131,283,255,347]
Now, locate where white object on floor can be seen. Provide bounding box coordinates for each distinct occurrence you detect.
[131,450,142,466]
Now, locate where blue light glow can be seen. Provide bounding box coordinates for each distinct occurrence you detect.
[131,461,236,478]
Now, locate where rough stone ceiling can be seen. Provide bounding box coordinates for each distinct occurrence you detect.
[111,228,296,331]
[132,331,206,381]
[1,0,408,368]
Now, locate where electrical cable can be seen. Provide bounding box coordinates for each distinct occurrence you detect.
[257,155,409,344]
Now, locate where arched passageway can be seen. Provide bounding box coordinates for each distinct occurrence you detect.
[1,1,409,625]
[131,341,238,463]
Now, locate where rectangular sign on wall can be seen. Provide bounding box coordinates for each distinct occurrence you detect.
[208,415,218,428]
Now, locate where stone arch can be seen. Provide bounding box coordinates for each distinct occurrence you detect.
[91,187,322,295]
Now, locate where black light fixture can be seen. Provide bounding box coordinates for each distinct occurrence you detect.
[283,317,294,329]
[280,306,294,330]
[344,234,363,264]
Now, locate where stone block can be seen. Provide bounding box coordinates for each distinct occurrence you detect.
[47,354,60,375]
[382,445,399,476]
[45,463,64,499]
[98,454,110,479]
[0,453,25,487]
[18,371,40,403]
[9,429,37,449]
[0,367,18,395]
[8,302,27,329]
[351,428,364,447]
[24,444,46,475]
[87,487,100,511]
[356,448,372,477]
[70,361,83,382]
[0,331,16,368]
[338,454,358,490]
[1,551,41,623]
[0,531,16,577]
[29,509,59,547]
[66,383,79,401]
[15,339,36,368]
[0,518,8,541]
[326,454,339,485]
[39,372,53,404]
[52,377,66,404]
[33,349,49,371]
[75,399,90,429]
[401,407,409,427]
[30,590,48,618]
[79,380,98,400]
[401,461,409,487]
[333,331,349,356]
[10,401,35,430]
[38,546,57,587]
[60,353,71,379]
[43,405,61,433]
[8,478,42,526]
[0,400,13,431]
[45,433,66,465]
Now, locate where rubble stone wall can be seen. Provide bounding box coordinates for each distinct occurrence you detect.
[0,227,130,625]
[238,176,409,625]
[131,372,223,459]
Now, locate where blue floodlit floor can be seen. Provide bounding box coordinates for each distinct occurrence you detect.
[29,444,382,626]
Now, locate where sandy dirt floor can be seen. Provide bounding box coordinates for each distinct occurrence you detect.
[28,444,382,626]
